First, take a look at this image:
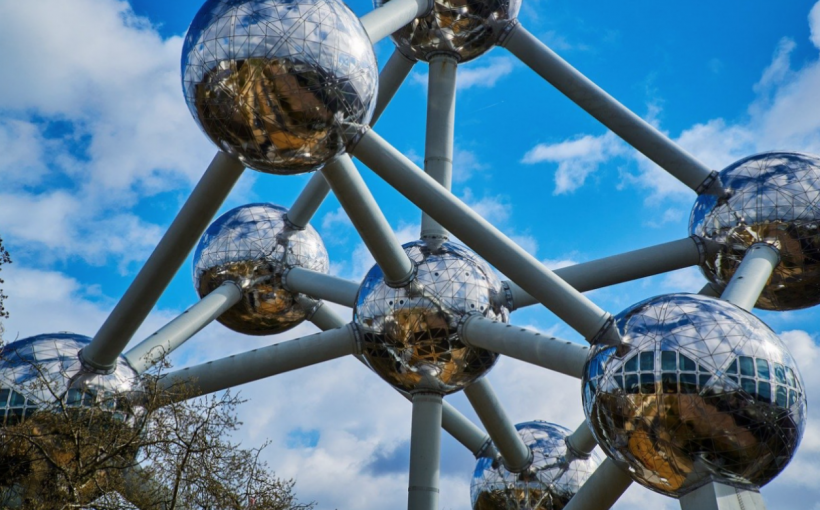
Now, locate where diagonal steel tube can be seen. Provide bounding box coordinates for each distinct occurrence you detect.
[359,0,432,45]
[372,50,417,125]
[283,268,360,307]
[322,154,415,286]
[350,128,617,344]
[305,299,497,459]
[501,23,723,196]
[504,236,716,310]
[124,282,242,374]
[158,324,358,399]
[719,243,780,311]
[562,458,633,510]
[565,421,597,458]
[464,378,532,472]
[408,391,442,510]
[81,152,245,372]
[421,53,457,245]
[459,315,589,378]
[286,172,331,229]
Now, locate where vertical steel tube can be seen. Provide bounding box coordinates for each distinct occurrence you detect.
[501,24,721,196]
[408,391,442,510]
[81,152,245,372]
[679,481,767,510]
[372,50,417,126]
[720,243,780,311]
[350,129,617,343]
[421,53,457,245]
[359,0,432,45]
[123,281,242,374]
[321,154,415,286]
[286,172,331,229]
[562,458,633,510]
[459,315,589,378]
[464,379,532,472]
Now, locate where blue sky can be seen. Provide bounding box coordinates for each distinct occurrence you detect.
[2,0,820,508]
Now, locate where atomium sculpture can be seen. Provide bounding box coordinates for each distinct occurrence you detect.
[3,0,816,509]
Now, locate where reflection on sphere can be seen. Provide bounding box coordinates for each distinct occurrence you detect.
[0,333,137,426]
[354,240,508,394]
[375,0,520,62]
[471,421,602,510]
[193,203,329,335]
[182,0,378,174]
[583,294,806,497]
[690,152,820,310]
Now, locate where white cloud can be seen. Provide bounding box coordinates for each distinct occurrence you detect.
[811,1,820,50]
[412,57,515,91]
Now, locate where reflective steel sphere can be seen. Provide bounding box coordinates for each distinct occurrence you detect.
[471,421,603,510]
[182,0,378,174]
[375,0,520,62]
[354,240,508,394]
[690,152,820,310]
[0,334,137,426]
[193,203,329,335]
[583,294,806,497]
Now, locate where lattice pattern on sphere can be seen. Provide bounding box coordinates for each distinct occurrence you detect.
[691,152,820,310]
[471,421,603,510]
[376,0,521,62]
[355,240,509,394]
[0,334,137,426]
[193,203,329,335]
[583,294,806,497]
[182,0,378,174]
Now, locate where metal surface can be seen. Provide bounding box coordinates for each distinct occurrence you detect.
[322,154,415,285]
[421,53,457,245]
[562,458,632,510]
[182,0,378,174]
[193,203,329,335]
[82,152,244,372]
[355,239,509,394]
[566,421,597,457]
[376,0,520,62]
[464,379,532,472]
[351,128,618,344]
[286,172,331,229]
[283,267,360,307]
[408,392,442,510]
[720,244,780,312]
[471,421,603,510]
[502,24,720,196]
[691,152,820,310]
[360,0,432,45]
[371,50,416,125]
[506,236,715,310]
[460,315,589,379]
[159,324,358,398]
[679,481,767,510]
[124,282,242,373]
[583,293,806,497]
[0,334,137,426]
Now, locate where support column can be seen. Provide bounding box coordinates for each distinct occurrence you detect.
[283,268,360,307]
[464,379,531,472]
[719,243,780,311]
[562,458,633,510]
[285,172,331,229]
[679,482,767,510]
[350,129,618,344]
[421,53,457,246]
[459,315,589,378]
[123,281,242,374]
[359,0,432,45]
[159,324,358,399]
[501,23,722,196]
[321,154,415,286]
[408,391,442,510]
[372,50,417,126]
[81,152,245,372]
[565,421,597,458]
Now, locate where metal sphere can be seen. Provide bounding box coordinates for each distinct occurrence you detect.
[690,152,820,310]
[182,0,378,174]
[0,333,137,426]
[375,0,520,63]
[582,294,806,497]
[471,421,603,510]
[193,202,329,335]
[354,240,509,394]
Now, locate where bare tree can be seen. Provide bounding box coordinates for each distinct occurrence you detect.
[0,237,11,342]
